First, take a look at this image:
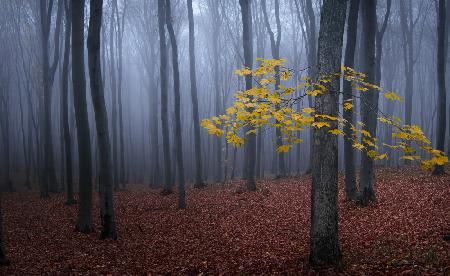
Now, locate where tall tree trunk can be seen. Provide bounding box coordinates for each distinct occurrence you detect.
[210,1,223,183]
[358,0,377,206]
[62,0,75,205]
[166,0,186,209]
[309,0,346,267]
[158,0,172,193]
[39,0,63,195]
[343,0,359,202]
[239,0,256,191]
[434,0,447,175]
[116,3,126,187]
[261,0,285,177]
[187,0,204,187]
[109,0,119,190]
[87,0,118,239]
[72,0,93,233]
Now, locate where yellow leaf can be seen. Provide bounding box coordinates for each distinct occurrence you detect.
[277,145,291,153]
[384,91,402,101]
[329,129,344,135]
[234,68,252,76]
[302,108,315,114]
[312,121,330,129]
[306,89,322,96]
[343,102,353,111]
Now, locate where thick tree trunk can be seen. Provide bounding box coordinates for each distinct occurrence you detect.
[165,0,186,209]
[87,0,118,239]
[358,0,378,206]
[434,0,447,175]
[62,0,75,205]
[187,0,204,188]
[158,0,172,193]
[72,0,93,233]
[309,0,346,267]
[343,0,359,202]
[239,0,256,191]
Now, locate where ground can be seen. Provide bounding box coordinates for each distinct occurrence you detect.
[1,167,449,275]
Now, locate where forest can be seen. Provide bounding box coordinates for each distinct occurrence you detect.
[0,0,449,274]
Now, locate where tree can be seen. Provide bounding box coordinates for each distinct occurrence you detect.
[342,0,360,202]
[261,0,286,177]
[434,0,447,175]
[109,0,119,190]
[187,0,204,188]
[158,0,172,194]
[87,0,117,238]
[61,0,75,205]
[358,0,377,206]
[165,0,186,209]
[399,0,421,133]
[239,0,256,191]
[294,0,317,173]
[39,0,63,196]
[72,0,93,233]
[309,0,346,266]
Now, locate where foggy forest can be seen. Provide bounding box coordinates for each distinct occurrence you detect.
[0,0,449,274]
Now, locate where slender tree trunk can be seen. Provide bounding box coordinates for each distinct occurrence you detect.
[261,0,285,177]
[343,0,359,201]
[87,0,117,239]
[187,0,204,188]
[434,0,447,175]
[109,0,119,190]
[239,0,256,191]
[165,0,186,209]
[211,3,223,184]
[158,0,172,193]
[116,4,126,188]
[358,0,377,206]
[62,0,75,205]
[39,0,63,195]
[72,0,93,233]
[309,0,346,267]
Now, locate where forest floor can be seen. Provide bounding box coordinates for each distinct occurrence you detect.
[0,167,449,275]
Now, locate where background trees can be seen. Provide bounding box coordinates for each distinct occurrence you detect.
[0,0,448,271]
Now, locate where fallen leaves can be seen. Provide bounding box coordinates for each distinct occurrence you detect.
[0,167,449,274]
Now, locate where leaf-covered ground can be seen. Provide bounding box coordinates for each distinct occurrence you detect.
[1,168,449,275]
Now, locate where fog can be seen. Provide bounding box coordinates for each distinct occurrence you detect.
[1,0,447,191]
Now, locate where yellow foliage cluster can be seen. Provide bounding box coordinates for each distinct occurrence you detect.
[201,59,448,170]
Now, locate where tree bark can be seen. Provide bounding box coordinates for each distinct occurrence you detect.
[72,0,93,233]
[62,0,75,205]
[109,0,119,190]
[39,0,63,195]
[239,0,256,191]
[358,0,378,206]
[309,0,346,267]
[165,0,186,209]
[261,0,286,177]
[434,0,447,175]
[158,0,172,193]
[87,0,118,239]
[187,0,204,187]
[343,0,359,202]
